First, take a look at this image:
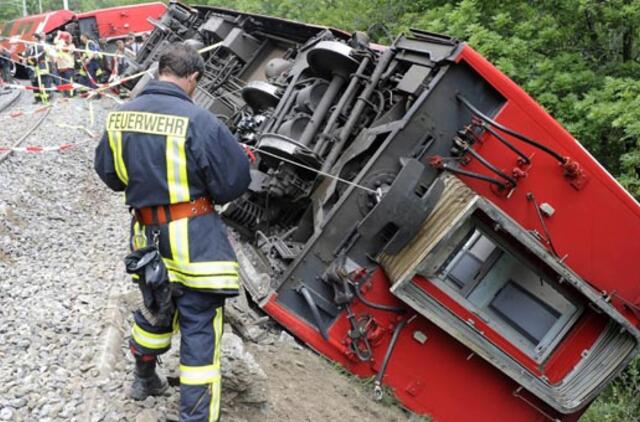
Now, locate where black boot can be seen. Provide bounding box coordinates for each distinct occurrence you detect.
[129,357,169,401]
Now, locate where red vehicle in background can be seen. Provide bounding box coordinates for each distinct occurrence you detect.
[0,2,167,77]
[74,3,168,42]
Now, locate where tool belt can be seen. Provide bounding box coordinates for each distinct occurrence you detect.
[135,196,214,226]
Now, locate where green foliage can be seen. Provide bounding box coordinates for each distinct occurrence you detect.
[582,355,640,422]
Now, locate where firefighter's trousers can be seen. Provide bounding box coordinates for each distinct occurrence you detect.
[82,59,101,89]
[58,68,74,97]
[130,289,225,422]
[0,59,11,83]
[31,68,51,103]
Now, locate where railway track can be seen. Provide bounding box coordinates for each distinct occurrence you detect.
[0,105,51,165]
[0,87,20,113]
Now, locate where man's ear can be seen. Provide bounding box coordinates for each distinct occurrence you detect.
[190,72,200,83]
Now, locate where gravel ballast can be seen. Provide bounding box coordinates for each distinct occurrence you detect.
[0,91,130,421]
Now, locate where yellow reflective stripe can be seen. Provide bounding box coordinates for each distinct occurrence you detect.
[163,259,239,276]
[166,135,189,204]
[107,130,128,185]
[179,364,220,385]
[169,218,190,263]
[132,221,147,250]
[168,271,240,290]
[210,307,223,421]
[131,324,172,350]
[172,310,180,334]
[166,216,240,291]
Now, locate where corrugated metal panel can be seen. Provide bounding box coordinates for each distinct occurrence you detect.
[379,174,477,284]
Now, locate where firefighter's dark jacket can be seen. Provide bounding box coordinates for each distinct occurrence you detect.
[95,80,250,295]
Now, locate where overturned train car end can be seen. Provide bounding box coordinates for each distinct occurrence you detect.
[133,3,640,421]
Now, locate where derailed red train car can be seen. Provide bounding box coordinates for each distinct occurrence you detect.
[135,3,640,420]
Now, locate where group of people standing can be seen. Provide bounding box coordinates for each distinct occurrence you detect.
[14,31,145,104]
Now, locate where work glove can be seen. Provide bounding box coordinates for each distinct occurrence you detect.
[124,246,175,327]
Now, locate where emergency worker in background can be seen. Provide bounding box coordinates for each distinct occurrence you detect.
[98,39,112,83]
[0,46,12,83]
[79,33,103,89]
[134,35,145,55]
[25,33,52,104]
[109,40,130,99]
[94,43,250,421]
[54,31,75,97]
[126,33,141,56]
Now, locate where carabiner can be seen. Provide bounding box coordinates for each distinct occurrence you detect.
[152,229,161,248]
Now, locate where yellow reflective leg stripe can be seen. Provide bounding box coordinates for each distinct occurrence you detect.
[179,364,220,385]
[166,135,189,204]
[172,310,180,334]
[36,70,48,105]
[108,130,128,185]
[131,324,172,350]
[210,307,223,421]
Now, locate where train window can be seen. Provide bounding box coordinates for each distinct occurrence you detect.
[490,282,561,344]
[439,228,581,360]
[442,230,497,290]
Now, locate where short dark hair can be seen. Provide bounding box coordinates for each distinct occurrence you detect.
[158,43,204,80]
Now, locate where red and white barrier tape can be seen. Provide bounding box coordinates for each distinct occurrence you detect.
[1,41,224,101]
[0,131,97,154]
[1,82,78,92]
[0,41,228,155]
[0,36,130,59]
[0,144,75,153]
[1,104,51,120]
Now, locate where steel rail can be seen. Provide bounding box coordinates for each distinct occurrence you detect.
[0,88,21,114]
[0,106,52,164]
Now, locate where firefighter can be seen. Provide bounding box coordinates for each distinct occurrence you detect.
[25,33,52,104]
[54,31,75,97]
[109,40,131,99]
[125,33,140,56]
[79,33,103,89]
[94,43,250,421]
[0,46,12,83]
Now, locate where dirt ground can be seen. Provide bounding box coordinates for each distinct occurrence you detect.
[99,289,422,422]
[232,338,423,422]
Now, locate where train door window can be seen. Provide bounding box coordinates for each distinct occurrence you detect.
[438,227,581,361]
[441,230,500,292]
